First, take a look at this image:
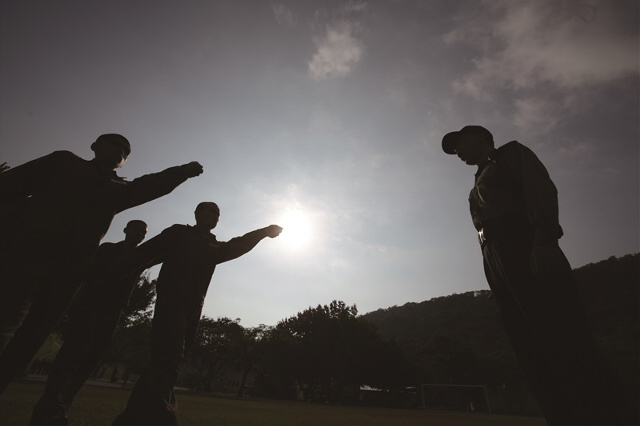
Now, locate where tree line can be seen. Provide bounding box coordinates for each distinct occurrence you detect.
[46,253,638,413]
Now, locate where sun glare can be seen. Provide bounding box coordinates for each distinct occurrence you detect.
[279,209,313,249]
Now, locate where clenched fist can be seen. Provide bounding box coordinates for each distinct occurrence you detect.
[264,225,283,238]
[182,161,203,178]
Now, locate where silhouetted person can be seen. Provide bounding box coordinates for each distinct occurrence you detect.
[0,163,9,173]
[112,202,282,426]
[0,134,203,393]
[442,125,638,426]
[29,220,149,426]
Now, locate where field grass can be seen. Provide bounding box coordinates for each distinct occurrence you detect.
[0,379,547,426]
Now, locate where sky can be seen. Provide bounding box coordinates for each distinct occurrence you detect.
[1,0,638,328]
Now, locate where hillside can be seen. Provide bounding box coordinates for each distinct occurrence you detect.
[361,253,639,391]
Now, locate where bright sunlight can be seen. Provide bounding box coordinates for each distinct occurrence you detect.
[279,208,313,249]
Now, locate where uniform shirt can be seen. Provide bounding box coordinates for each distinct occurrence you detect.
[124,224,270,307]
[0,150,191,276]
[469,141,563,245]
[75,241,141,311]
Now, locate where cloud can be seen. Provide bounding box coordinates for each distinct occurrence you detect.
[446,0,638,92]
[513,96,561,133]
[444,0,638,132]
[342,1,368,13]
[308,20,364,81]
[271,3,297,27]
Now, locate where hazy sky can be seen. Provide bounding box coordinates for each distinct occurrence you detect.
[1,0,638,328]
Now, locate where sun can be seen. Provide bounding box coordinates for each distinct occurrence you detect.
[279,209,313,249]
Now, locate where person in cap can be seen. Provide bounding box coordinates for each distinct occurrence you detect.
[29,220,149,426]
[0,134,203,394]
[112,202,282,426]
[441,126,637,425]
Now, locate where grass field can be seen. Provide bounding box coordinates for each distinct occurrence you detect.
[0,379,547,426]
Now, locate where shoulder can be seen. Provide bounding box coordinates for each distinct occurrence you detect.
[494,141,537,163]
[99,241,119,248]
[497,141,526,155]
[95,241,121,257]
[162,224,188,235]
[49,150,83,162]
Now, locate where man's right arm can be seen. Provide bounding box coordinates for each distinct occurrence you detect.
[112,225,178,280]
[115,162,203,213]
[217,225,283,264]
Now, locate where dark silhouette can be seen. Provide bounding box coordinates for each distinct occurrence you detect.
[441,125,638,425]
[0,134,203,393]
[112,202,282,425]
[0,162,9,173]
[29,220,149,425]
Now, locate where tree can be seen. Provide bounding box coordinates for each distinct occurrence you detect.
[121,272,156,327]
[255,300,409,402]
[231,324,271,397]
[183,316,244,391]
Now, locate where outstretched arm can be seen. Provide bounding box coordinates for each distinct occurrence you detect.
[116,161,203,213]
[218,225,283,264]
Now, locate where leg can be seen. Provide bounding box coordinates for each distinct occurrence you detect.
[0,286,62,393]
[30,311,95,426]
[484,238,637,425]
[482,242,565,424]
[61,309,123,410]
[112,301,191,426]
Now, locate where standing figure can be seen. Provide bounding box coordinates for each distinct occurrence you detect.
[441,125,637,425]
[112,202,282,425]
[0,134,203,393]
[30,220,149,425]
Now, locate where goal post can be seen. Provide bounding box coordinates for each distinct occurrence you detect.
[420,383,492,415]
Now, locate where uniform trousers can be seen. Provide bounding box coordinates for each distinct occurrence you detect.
[481,225,637,425]
[29,306,124,425]
[0,256,87,393]
[113,297,202,426]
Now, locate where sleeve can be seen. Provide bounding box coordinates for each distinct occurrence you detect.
[82,242,113,284]
[500,142,563,246]
[115,225,178,278]
[115,165,191,213]
[217,228,271,264]
[0,151,63,204]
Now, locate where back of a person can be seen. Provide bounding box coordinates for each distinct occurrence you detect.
[155,224,219,306]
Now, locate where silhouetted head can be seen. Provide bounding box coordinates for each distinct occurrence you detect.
[195,202,220,230]
[91,134,131,169]
[123,220,148,247]
[442,125,494,166]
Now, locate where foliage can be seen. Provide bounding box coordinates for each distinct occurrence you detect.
[254,300,411,402]
[231,324,271,397]
[183,316,244,391]
[120,272,156,327]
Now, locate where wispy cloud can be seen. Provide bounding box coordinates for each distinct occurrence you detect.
[308,20,364,81]
[271,3,297,28]
[513,96,560,133]
[447,0,638,91]
[444,0,639,131]
[308,3,367,81]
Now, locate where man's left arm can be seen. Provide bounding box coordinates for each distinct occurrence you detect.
[217,225,282,264]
